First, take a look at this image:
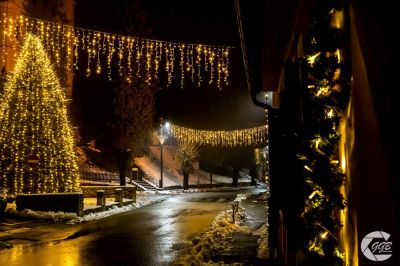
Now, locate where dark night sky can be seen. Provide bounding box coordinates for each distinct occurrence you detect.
[73,0,266,139]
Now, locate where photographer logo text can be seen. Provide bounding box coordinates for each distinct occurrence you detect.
[361,231,392,261]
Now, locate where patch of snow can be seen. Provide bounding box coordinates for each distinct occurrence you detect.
[6,195,168,223]
[184,187,253,193]
[67,195,168,224]
[83,204,100,210]
[256,222,269,259]
[6,209,78,221]
[176,198,251,265]
[79,180,121,186]
[135,141,251,188]
[136,190,183,196]
[135,187,255,196]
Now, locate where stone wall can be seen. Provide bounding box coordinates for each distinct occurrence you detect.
[16,192,84,216]
[0,0,74,98]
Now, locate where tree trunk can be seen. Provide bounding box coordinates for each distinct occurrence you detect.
[118,158,126,186]
[117,149,132,186]
[250,166,257,186]
[232,167,239,187]
[183,173,189,189]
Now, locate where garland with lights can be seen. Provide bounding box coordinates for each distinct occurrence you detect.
[0,33,80,195]
[297,4,349,265]
[1,14,232,89]
[170,123,268,147]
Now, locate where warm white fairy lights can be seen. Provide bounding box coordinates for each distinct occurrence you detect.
[1,14,232,89]
[170,123,268,147]
[0,33,80,195]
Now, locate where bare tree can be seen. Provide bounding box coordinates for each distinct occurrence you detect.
[111,79,155,186]
[109,0,155,186]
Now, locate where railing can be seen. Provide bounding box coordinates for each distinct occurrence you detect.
[238,171,252,179]
[80,171,120,183]
[80,164,120,183]
[142,172,159,187]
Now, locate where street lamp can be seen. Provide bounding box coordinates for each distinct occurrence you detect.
[157,118,170,188]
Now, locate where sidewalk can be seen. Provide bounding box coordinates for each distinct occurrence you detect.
[214,191,270,265]
[175,189,270,266]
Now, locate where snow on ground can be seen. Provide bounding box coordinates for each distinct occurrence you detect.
[176,195,251,266]
[135,156,178,187]
[5,209,78,221]
[135,138,250,188]
[79,180,123,186]
[67,195,167,224]
[83,198,133,210]
[135,154,249,188]
[5,194,168,223]
[254,222,269,259]
[136,187,256,196]
[68,194,168,224]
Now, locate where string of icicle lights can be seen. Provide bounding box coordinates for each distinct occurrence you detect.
[1,14,232,89]
[170,123,268,147]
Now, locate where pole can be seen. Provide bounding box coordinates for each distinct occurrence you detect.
[160,143,163,188]
[158,117,167,188]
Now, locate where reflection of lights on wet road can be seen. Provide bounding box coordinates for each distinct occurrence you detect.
[153,203,228,262]
[154,208,178,262]
[2,237,89,266]
[0,191,240,266]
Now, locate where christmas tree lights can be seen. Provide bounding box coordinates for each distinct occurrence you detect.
[170,123,268,147]
[0,33,80,195]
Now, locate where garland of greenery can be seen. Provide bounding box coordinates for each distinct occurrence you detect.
[299,1,350,265]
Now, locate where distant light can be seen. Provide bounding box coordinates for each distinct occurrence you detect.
[165,122,170,128]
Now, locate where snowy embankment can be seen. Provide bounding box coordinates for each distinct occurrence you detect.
[135,139,251,188]
[254,222,269,259]
[68,194,167,224]
[5,209,78,222]
[5,194,168,223]
[175,196,251,266]
[137,187,256,196]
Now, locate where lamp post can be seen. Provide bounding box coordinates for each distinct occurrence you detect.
[157,118,170,188]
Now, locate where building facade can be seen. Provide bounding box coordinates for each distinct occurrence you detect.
[0,0,74,97]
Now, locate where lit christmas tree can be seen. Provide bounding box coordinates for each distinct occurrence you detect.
[0,33,80,195]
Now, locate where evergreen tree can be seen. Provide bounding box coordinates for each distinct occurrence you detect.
[0,34,80,195]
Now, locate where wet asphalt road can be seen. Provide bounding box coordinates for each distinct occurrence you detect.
[0,191,243,266]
